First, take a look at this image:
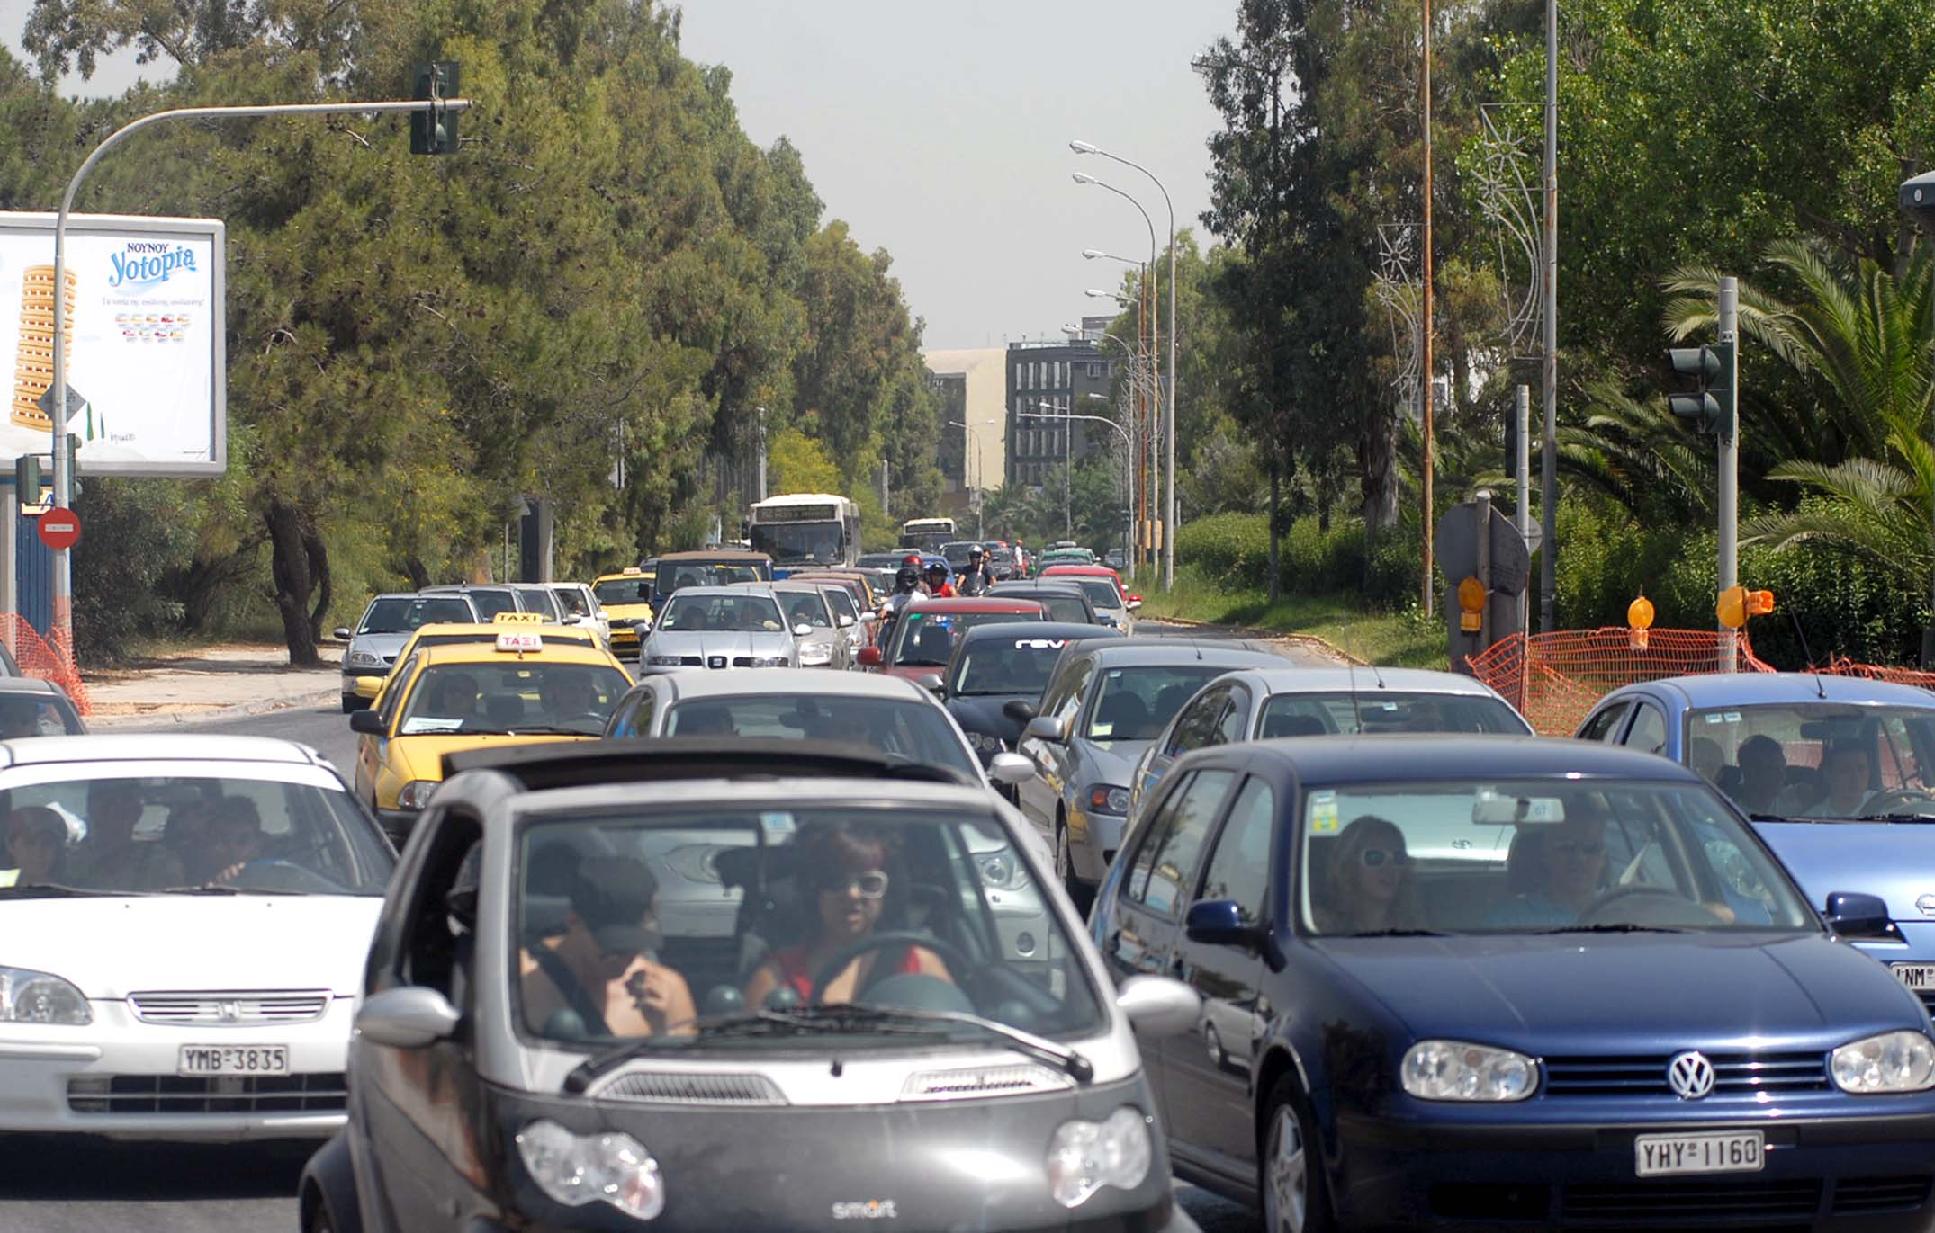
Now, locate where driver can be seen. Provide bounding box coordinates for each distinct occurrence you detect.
[1801,741,1875,818]
[744,821,951,1007]
[1486,797,1609,927]
[203,797,268,886]
[539,672,602,726]
[425,672,482,726]
[521,856,695,1039]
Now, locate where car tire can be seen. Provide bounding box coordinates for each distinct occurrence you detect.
[1260,1076,1335,1233]
[1206,1023,1226,1069]
[1054,816,1093,915]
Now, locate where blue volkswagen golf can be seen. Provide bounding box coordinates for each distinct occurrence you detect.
[1091,736,1935,1232]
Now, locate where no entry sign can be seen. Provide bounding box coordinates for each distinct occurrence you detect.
[37,506,80,551]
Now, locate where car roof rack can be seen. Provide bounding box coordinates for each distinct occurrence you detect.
[441,738,979,793]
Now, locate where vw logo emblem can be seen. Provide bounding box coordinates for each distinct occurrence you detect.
[1917,894,1935,918]
[1667,1050,1716,1100]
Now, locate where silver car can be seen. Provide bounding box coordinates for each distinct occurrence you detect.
[639,584,800,674]
[771,581,850,670]
[334,592,477,712]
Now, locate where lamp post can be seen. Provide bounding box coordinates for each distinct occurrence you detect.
[1032,399,1072,537]
[1074,140,1178,589]
[1085,392,1136,567]
[1069,324,1159,574]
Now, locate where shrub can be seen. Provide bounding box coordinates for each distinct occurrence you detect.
[1175,510,1420,609]
[1175,513,1271,590]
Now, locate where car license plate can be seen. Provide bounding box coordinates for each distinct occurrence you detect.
[1634,1130,1763,1177]
[177,1045,289,1077]
[1892,963,1935,991]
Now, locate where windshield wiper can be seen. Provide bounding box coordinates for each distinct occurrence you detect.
[1344,928,1450,938]
[157,884,308,896]
[1534,923,1688,934]
[0,883,149,898]
[563,1008,929,1093]
[1855,813,1935,823]
[495,724,601,737]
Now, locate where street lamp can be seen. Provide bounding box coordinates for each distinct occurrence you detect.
[1074,139,1178,589]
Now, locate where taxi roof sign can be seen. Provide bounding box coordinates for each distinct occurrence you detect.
[494,611,546,624]
[495,631,544,654]
[622,566,643,575]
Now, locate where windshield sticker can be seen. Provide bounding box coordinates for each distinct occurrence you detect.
[400,717,463,736]
[759,811,796,838]
[1703,712,1726,724]
[1723,711,1742,723]
[1091,722,1113,737]
[1310,790,1339,834]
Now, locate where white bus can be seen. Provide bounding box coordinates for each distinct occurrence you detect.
[899,517,957,553]
[748,493,862,574]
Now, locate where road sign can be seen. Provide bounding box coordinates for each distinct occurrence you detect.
[35,386,85,418]
[1436,500,1532,594]
[37,505,79,551]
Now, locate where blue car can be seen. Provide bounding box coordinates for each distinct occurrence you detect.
[1579,674,1935,1014]
[1091,735,1935,1232]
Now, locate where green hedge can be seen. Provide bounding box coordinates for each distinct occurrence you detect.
[1176,511,1420,608]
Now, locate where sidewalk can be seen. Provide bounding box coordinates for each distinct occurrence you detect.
[84,644,341,728]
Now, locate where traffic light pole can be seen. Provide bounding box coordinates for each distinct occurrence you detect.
[1717,276,1739,666]
[47,93,470,662]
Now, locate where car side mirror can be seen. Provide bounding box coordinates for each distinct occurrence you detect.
[794,623,815,638]
[857,646,883,667]
[918,673,945,694]
[353,675,385,700]
[859,611,879,624]
[332,627,352,641]
[988,752,1035,786]
[1824,891,1897,940]
[1115,975,1200,1038]
[355,986,461,1049]
[1024,714,1068,743]
[1002,699,1037,724]
[349,710,386,735]
[837,614,855,628]
[1186,898,1263,950]
[633,620,653,637]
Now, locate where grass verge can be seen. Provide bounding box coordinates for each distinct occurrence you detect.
[1137,571,1447,668]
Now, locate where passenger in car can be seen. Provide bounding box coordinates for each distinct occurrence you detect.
[1734,735,1790,814]
[1486,800,1609,927]
[522,856,695,1040]
[74,781,184,890]
[0,805,68,886]
[1689,737,1725,785]
[744,822,951,1007]
[1312,815,1416,934]
[1801,742,1875,818]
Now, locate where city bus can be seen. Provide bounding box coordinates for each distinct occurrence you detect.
[747,493,861,576]
[899,516,957,553]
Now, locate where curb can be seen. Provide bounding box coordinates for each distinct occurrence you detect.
[87,687,340,730]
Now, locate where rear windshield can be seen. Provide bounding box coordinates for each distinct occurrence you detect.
[468,590,518,620]
[1258,691,1529,738]
[360,596,475,634]
[892,609,1043,666]
[665,696,977,778]
[595,578,653,605]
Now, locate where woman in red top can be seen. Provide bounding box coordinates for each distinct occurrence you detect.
[744,822,951,1006]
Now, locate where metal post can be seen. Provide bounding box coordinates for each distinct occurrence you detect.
[48,94,470,661]
[755,405,768,502]
[0,482,15,655]
[1420,0,1436,617]
[1717,277,1739,669]
[1538,0,1559,631]
[1515,383,1532,632]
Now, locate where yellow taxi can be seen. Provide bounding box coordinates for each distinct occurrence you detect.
[348,629,632,839]
[591,567,656,657]
[348,613,603,707]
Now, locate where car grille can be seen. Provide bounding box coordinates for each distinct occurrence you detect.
[1541,1051,1828,1097]
[1562,1179,1820,1223]
[128,990,331,1026]
[1834,1176,1933,1214]
[595,1071,786,1106]
[674,656,757,668]
[67,1074,347,1115]
[1910,988,1935,1016]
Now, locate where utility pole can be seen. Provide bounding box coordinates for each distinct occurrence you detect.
[755,405,768,502]
[1717,277,1739,654]
[1420,0,1436,617]
[1515,383,1532,632]
[1538,0,1560,631]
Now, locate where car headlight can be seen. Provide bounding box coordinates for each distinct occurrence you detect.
[799,643,834,666]
[965,730,1005,754]
[345,648,384,668]
[1401,1040,1537,1102]
[0,965,91,1025]
[647,655,683,667]
[516,1119,664,1221]
[1046,1106,1152,1208]
[1831,1031,1935,1094]
[976,849,1026,890]
[749,655,791,668]
[1086,784,1131,815]
[395,780,440,811]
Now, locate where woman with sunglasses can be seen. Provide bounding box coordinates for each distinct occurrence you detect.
[1313,815,1417,934]
[745,822,951,1007]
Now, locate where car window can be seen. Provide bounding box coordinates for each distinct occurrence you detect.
[553,588,590,617]
[657,593,784,632]
[1258,690,1528,738]
[893,610,1043,667]
[1622,701,1669,756]
[779,592,831,629]
[1197,776,1276,924]
[1127,769,1236,915]
[1215,686,1251,744]
[396,811,483,999]
[400,661,630,736]
[1687,702,1935,818]
[0,692,84,738]
[1578,700,1632,742]
[664,695,978,778]
[822,587,858,624]
[606,688,655,739]
[1087,666,1234,744]
[594,578,652,604]
[469,590,518,619]
[953,635,1075,697]
[1166,686,1228,756]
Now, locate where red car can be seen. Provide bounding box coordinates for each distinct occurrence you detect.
[858,596,1046,681]
[1039,565,1142,630]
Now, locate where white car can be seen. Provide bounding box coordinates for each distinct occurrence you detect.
[0,735,393,1141]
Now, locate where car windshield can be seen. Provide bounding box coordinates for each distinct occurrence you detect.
[1087,666,1233,742]
[1258,691,1528,737]
[657,593,784,633]
[664,696,978,777]
[553,589,590,617]
[360,596,474,634]
[0,692,85,738]
[594,578,652,605]
[941,542,980,566]
[1290,778,1814,936]
[516,588,559,619]
[513,806,1103,1049]
[777,591,831,629]
[664,564,765,593]
[0,775,392,897]
[952,636,1074,697]
[468,590,518,620]
[400,661,630,735]
[750,523,842,566]
[859,554,906,570]
[1049,577,1121,608]
[892,609,1043,666]
[1686,702,1935,820]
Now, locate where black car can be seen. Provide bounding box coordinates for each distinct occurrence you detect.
[940,621,1123,767]
[988,579,1102,626]
[1093,735,1935,1233]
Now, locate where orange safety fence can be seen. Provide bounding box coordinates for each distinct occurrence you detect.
[0,608,90,717]
[1469,628,1774,736]
[1812,657,1935,691]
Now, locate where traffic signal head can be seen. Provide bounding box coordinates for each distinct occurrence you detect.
[1666,342,1733,437]
[410,61,460,156]
[13,454,39,506]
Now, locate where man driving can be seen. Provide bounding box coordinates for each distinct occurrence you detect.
[203,798,268,886]
[1487,796,1610,927]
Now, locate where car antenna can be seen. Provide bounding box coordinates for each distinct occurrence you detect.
[1367,658,1387,689]
[1787,610,1827,699]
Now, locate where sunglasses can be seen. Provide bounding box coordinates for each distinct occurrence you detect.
[1359,849,1410,868]
[821,871,890,899]
[1551,840,1606,858]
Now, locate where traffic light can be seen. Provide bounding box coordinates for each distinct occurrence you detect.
[1666,342,1734,438]
[13,454,38,505]
[1717,585,1775,630]
[410,62,460,156]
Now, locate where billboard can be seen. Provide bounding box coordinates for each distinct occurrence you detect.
[0,212,225,476]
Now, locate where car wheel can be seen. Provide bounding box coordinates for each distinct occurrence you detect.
[304,1196,335,1233]
[1205,1023,1225,1068]
[1054,817,1094,915]
[1261,1077,1334,1233]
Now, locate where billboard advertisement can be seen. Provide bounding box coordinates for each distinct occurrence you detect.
[0,212,225,476]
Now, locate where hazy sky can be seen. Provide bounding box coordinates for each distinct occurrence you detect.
[0,0,1236,350]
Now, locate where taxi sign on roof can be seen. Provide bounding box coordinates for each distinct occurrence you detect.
[622,566,643,575]
[494,611,546,624]
[495,631,544,654]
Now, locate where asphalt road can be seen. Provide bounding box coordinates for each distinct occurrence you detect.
[0,622,1266,1232]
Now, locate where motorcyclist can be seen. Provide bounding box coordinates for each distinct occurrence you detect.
[956,545,996,596]
[923,561,956,598]
[879,564,924,639]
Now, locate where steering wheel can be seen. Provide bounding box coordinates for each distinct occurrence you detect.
[227,859,350,894]
[1578,885,1723,927]
[1856,787,1935,817]
[806,931,978,1004]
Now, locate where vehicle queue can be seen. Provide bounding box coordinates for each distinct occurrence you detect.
[4,534,1935,1232]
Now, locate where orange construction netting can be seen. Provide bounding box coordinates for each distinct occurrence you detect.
[1,608,89,717]
[1469,628,1774,736]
